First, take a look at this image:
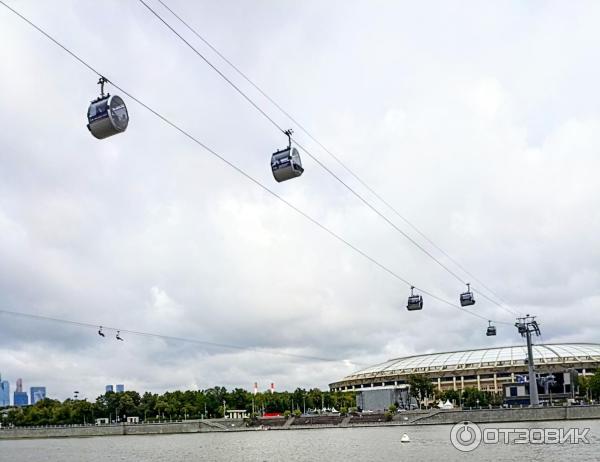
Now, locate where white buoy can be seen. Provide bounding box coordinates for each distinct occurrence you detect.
[401,433,411,443]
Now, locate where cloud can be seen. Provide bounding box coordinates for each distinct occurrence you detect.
[0,0,599,400]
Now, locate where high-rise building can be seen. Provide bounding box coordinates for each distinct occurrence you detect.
[0,377,10,407]
[116,384,125,393]
[14,391,28,407]
[14,392,28,406]
[14,378,28,406]
[30,386,46,404]
[105,385,114,393]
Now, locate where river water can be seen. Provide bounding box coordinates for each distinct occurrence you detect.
[2,421,599,461]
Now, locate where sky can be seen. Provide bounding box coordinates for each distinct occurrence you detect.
[0,0,599,402]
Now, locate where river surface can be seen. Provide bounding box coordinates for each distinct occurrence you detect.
[2,421,599,461]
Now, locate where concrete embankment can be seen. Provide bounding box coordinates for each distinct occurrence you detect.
[406,405,600,425]
[0,420,247,439]
[0,421,202,439]
[2,406,600,439]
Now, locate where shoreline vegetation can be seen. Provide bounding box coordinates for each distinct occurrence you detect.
[3,382,600,440]
[0,387,355,427]
[0,377,517,428]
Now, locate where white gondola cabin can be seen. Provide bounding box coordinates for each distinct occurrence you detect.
[87,77,129,139]
[271,129,303,182]
[486,321,496,336]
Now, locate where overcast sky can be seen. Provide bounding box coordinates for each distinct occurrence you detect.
[1,0,599,401]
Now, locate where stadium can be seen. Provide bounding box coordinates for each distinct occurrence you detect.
[329,343,600,410]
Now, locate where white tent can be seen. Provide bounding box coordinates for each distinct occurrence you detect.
[441,400,454,409]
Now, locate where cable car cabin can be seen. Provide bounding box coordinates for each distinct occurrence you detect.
[271,146,304,182]
[460,291,475,307]
[87,94,129,139]
[486,325,497,336]
[407,294,423,311]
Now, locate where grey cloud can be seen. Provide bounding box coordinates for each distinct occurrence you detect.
[1,0,600,400]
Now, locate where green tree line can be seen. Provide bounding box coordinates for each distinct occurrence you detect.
[1,387,356,427]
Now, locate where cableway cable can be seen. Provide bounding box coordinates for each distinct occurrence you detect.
[0,0,513,327]
[138,0,519,317]
[0,308,360,364]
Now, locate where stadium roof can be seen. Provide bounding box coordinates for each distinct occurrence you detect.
[344,343,600,379]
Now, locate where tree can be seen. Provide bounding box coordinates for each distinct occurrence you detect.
[407,375,434,407]
[461,387,487,408]
[71,399,94,424]
[588,371,600,400]
[579,376,590,401]
[229,388,251,411]
[442,389,460,404]
[307,388,323,411]
[140,392,157,421]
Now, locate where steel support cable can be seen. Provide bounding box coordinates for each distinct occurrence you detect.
[138,0,520,320]
[0,308,357,364]
[137,0,467,284]
[153,0,522,318]
[476,290,519,316]
[0,0,512,327]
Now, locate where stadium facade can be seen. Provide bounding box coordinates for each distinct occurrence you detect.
[330,343,599,409]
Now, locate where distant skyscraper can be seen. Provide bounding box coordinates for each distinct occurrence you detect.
[30,387,46,404]
[0,377,10,407]
[13,379,29,407]
[116,384,125,393]
[105,385,114,393]
[14,391,28,407]
[14,378,28,406]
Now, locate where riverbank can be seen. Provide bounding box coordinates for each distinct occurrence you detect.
[4,422,599,462]
[2,405,600,439]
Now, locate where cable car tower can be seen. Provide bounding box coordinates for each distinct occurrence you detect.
[515,315,541,406]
